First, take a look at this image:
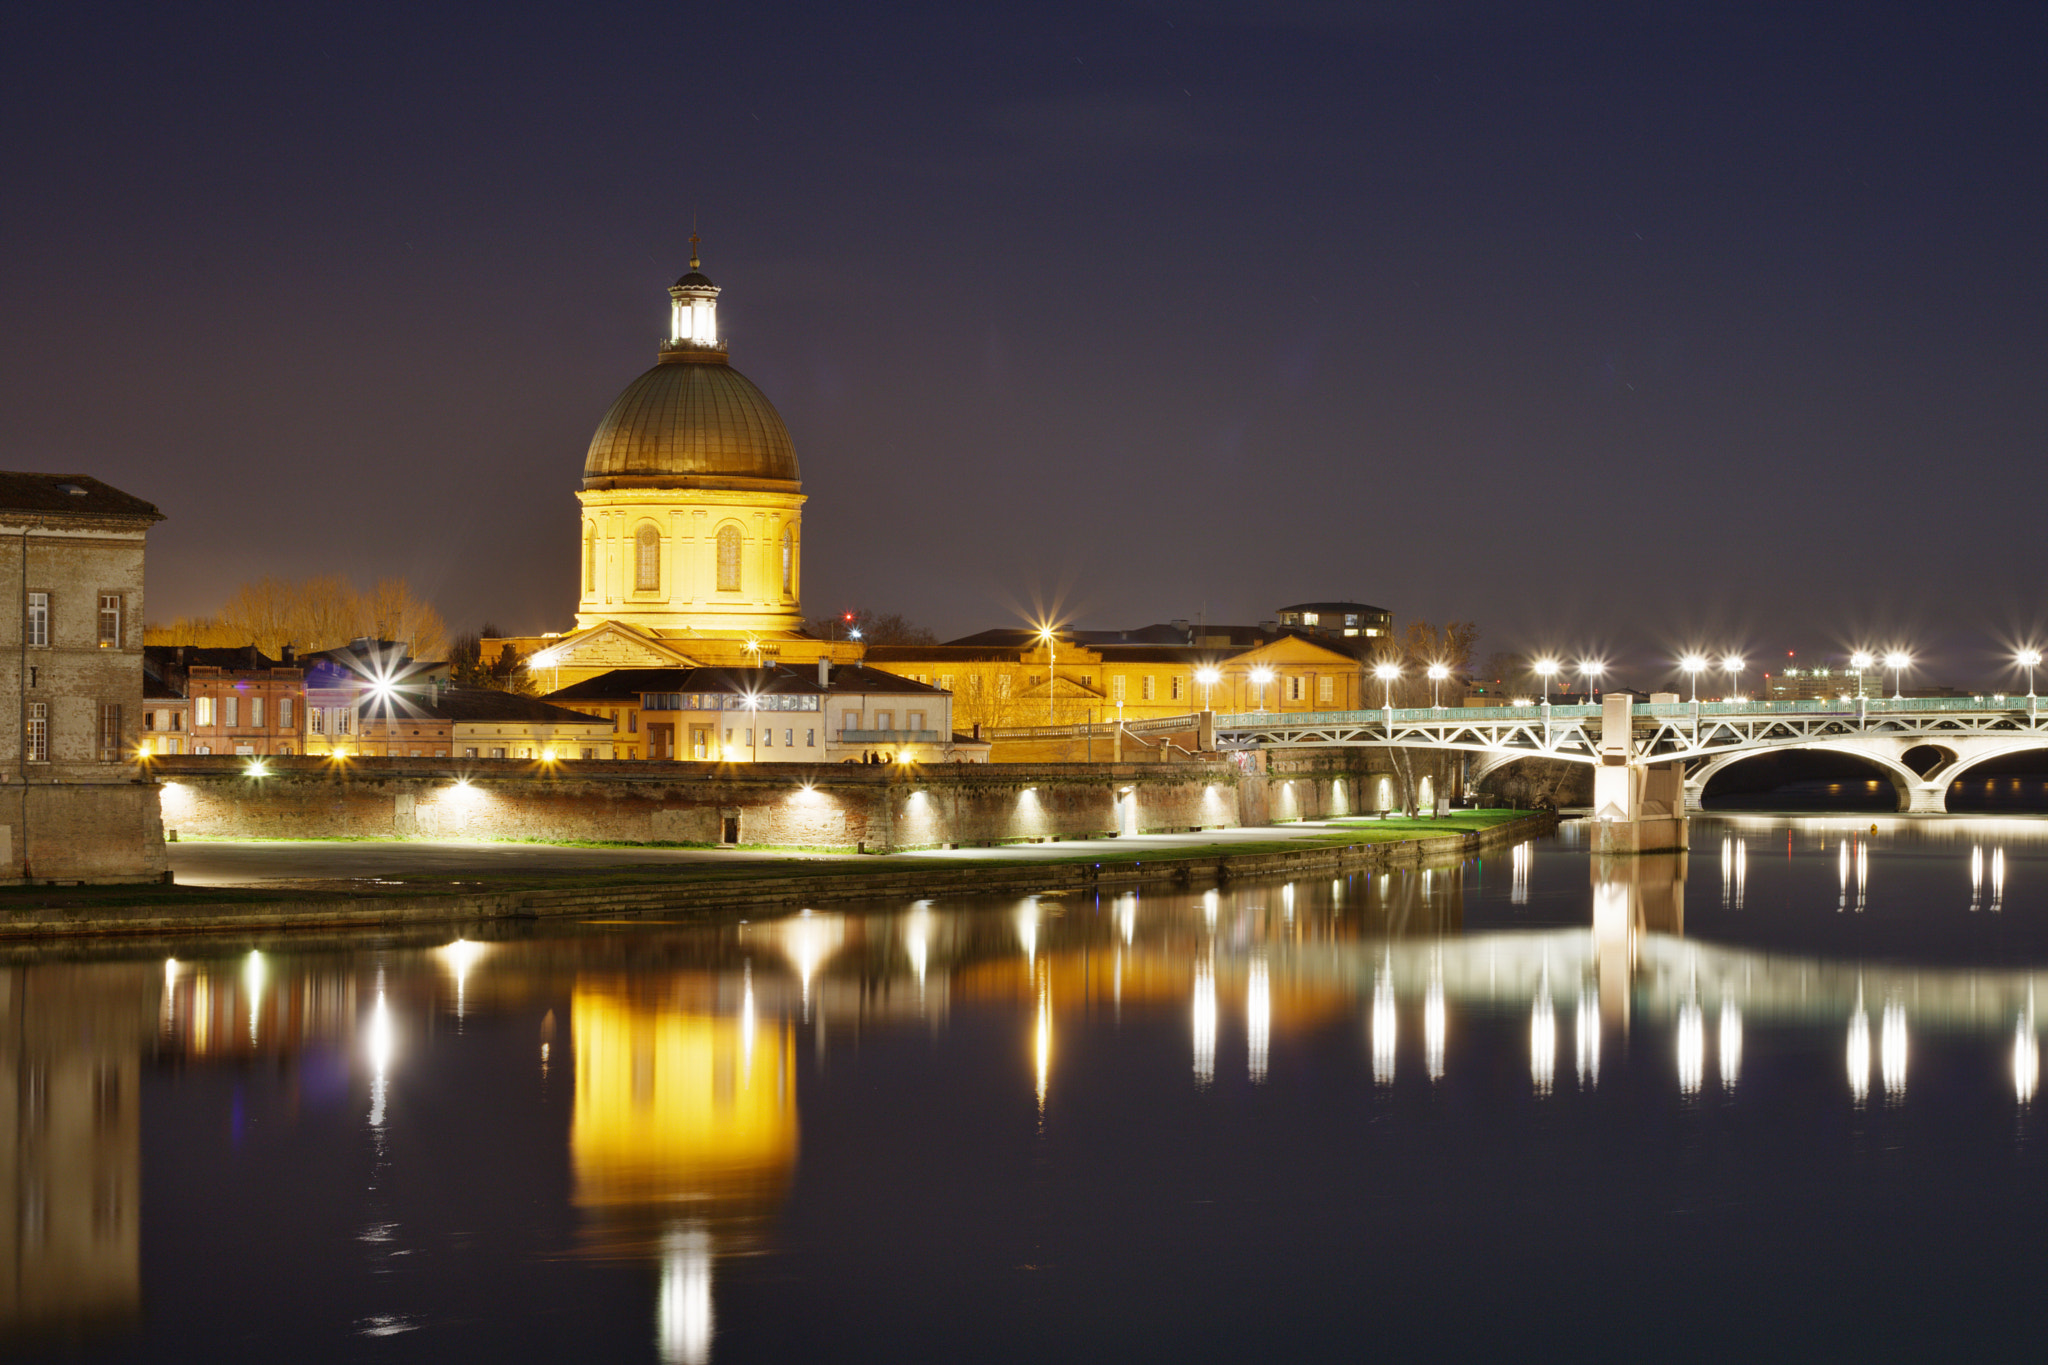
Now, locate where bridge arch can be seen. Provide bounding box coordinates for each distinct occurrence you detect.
[1689,744,1920,812]
[1940,741,2048,793]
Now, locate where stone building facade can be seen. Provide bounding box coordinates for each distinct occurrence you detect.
[142,645,305,756]
[0,473,168,882]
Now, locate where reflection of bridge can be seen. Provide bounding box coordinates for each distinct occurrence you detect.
[1215,695,2048,814]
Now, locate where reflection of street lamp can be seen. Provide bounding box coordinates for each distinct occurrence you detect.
[1722,656,1745,702]
[1850,652,1874,699]
[1681,655,1708,703]
[1196,666,1220,710]
[1885,650,1910,700]
[2020,649,2042,698]
[1533,658,1558,706]
[1578,660,1604,705]
[1249,666,1274,713]
[1374,662,1400,709]
[1427,662,1450,710]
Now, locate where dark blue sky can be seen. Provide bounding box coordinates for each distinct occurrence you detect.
[5,1,2044,689]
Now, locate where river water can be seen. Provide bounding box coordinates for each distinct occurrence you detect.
[11,816,2048,1361]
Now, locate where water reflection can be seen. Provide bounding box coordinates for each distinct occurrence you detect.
[13,818,2048,1356]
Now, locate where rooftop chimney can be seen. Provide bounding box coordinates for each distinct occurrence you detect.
[817,656,831,689]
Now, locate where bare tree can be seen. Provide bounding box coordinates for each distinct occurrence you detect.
[1371,619,1480,813]
[146,574,449,659]
[804,609,936,646]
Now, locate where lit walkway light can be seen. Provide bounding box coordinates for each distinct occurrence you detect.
[1578,660,1604,705]
[1373,662,1400,709]
[1722,656,1745,702]
[2018,649,2041,698]
[1250,666,1275,712]
[1533,659,1558,706]
[1850,652,1875,699]
[1196,666,1220,710]
[1427,662,1450,710]
[1885,651,1911,700]
[1680,655,1708,703]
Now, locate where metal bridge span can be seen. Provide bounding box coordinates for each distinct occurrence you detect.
[1213,696,2048,814]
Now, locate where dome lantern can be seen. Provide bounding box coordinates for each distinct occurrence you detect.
[667,233,722,351]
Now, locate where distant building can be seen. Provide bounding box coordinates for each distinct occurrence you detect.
[300,639,450,757]
[1767,657,1873,701]
[440,689,616,761]
[548,663,977,763]
[1275,601,1392,640]
[0,472,167,883]
[142,645,305,756]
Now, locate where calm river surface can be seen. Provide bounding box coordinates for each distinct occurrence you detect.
[12,815,2048,1362]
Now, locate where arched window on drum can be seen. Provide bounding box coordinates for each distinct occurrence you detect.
[635,523,661,593]
[780,526,794,598]
[583,522,597,594]
[717,524,742,592]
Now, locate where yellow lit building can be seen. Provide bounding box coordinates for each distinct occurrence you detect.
[491,244,862,690]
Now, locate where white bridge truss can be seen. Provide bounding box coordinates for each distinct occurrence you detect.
[1213,697,2048,813]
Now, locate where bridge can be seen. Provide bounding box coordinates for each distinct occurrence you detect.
[1211,694,2048,831]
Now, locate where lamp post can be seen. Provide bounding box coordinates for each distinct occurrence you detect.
[1885,651,1910,701]
[2019,649,2041,698]
[1374,662,1400,709]
[1579,660,1604,705]
[1196,666,1220,711]
[1428,662,1449,710]
[1850,652,1874,699]
[1681,655,1708,703]
[1722,656,1745,703]
[1250,666,1274,713]
[1038,626,1057,725]
[1533,659,1558,706]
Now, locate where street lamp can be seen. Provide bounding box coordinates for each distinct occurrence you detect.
[2019,649,2041,698]
[1374,661,1400,709]
[1884,651,1910,700]
[1249,666,1274,713]
[1427,662,1450,710]
[1196,666,1220,711]
[1578,660,1605,705]
[1850,652,1874,699]
[1038,626,1057,725]
[1722,656,1745,703]
[1533,659,1559,706]
[1681,655,1708,703]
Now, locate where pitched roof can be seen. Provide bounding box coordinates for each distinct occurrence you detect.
[546,664,949,703]
[144,644,287,672]
[0,472,163,522]
[418,688,613,726]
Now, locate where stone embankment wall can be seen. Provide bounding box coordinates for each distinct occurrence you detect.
[152,756,1264,851]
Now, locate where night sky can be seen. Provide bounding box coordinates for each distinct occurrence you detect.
[6,1,2044,689]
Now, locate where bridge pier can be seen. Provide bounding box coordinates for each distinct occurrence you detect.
[1590,694,1689,854]
[1907,783,1949,814]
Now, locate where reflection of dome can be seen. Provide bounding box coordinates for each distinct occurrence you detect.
[582,357,799,486]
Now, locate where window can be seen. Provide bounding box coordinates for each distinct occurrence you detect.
[225,696,239,728]
[938,675,953,693]
[464,747,478,758]
[907,710,924,732]
[1318,676,1334,704]
[1172,676,1184,700]
[337,709,350,735]
[99,704,121,760]
[98,594,121,647]
[996,675,1012,699]
[279,697,293,728]
[1288,676,1304,702]
[716,524,742,592]
[763,727,774,747]
[490,747,506,759]
[25,703,47,763]
[1112,677,1127,704]
[581,748,595,760]
[195,696,214,727]
[784,729,793,747]
[628,712,638,733]
[584,522,597,594]
[1142,675,1155,701]
[25,593,47,648]
[172,711,183,731]
[780,526,794,596]
[875,711,893,732]
[310,708,324,734]
[635,524,660,592]
[806,728,816,747]
[250,697,264,728]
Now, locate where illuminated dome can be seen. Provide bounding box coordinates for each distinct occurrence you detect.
[582,355,799,486]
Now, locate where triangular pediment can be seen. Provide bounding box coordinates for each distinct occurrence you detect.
[543,622,703,669]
